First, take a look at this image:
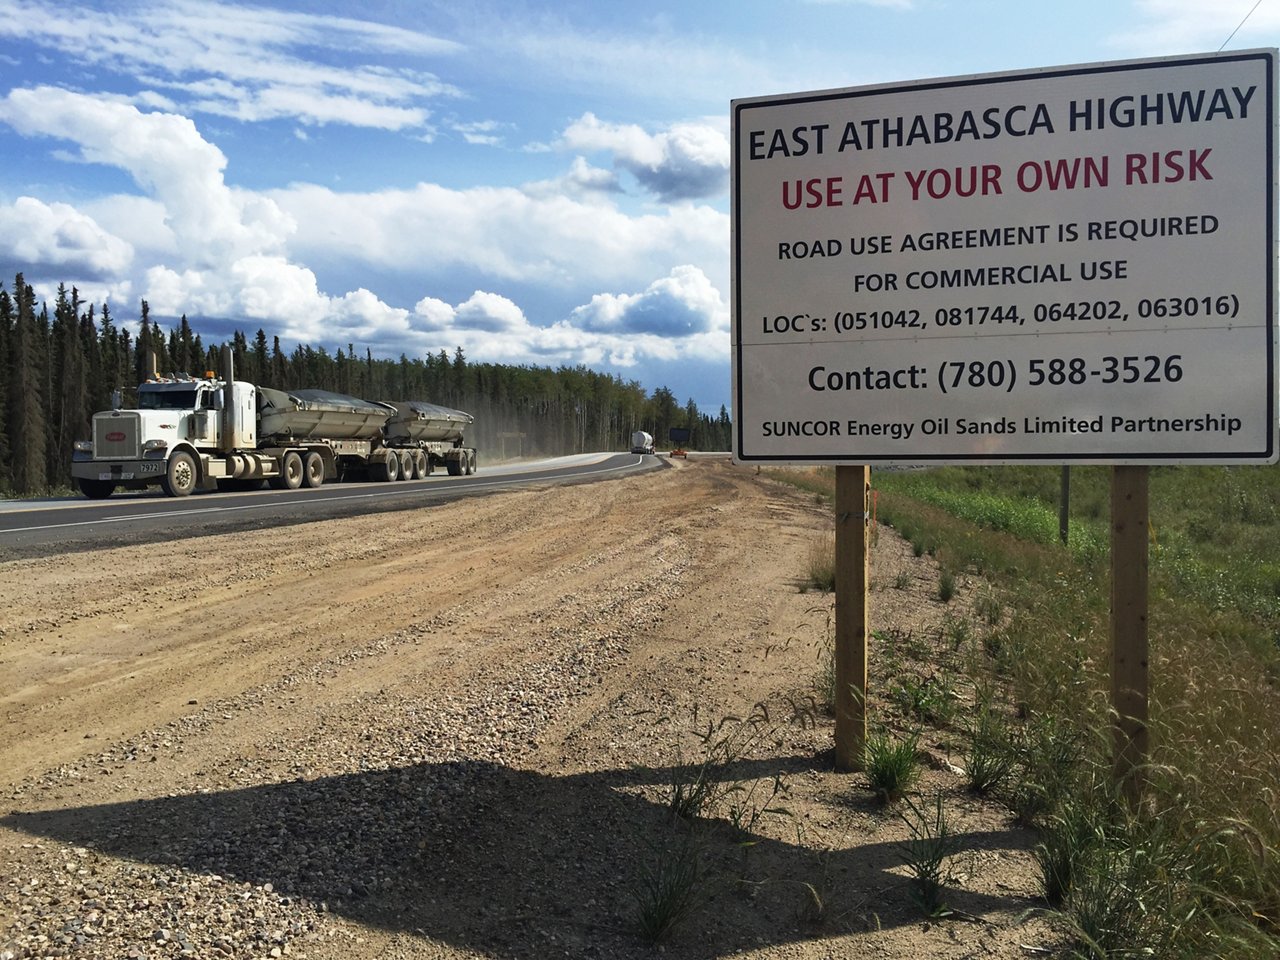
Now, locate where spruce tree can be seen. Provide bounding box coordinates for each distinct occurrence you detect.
[0,287,12,492]
[8,274,47,494]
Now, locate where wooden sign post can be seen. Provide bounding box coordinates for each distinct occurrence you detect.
[1111,465,1150,807]
[834,465,871,772]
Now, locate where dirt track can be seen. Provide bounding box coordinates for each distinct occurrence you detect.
[0,457,1060,959]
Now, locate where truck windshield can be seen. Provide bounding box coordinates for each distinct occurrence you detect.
[138,389,199,410]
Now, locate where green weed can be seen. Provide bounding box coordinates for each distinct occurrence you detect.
[975,588,1004,625]
[964,700,1017,795]
[667,708,782,819]
[1035,785,1106,906]
[897,791,961,916]
[889,671,956,728]
[633,837,704,943]
[864,728,921,804]
[938,567,956,602]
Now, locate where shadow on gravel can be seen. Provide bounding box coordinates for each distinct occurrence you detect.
[4,758,1036,958]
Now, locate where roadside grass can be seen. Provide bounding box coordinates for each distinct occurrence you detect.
[768,464,1280,958]
[803,533,836,593]
[633,835,704,943]
[897,791,961,917]
[639,706,805,943]
[864,728,922,804]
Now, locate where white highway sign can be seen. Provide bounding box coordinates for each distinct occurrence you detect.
[731,50,1277,464]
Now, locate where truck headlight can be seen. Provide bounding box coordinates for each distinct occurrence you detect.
[143,439,169,452]
[73,440,93,452]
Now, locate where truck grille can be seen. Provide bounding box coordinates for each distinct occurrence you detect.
[94,413,141,459]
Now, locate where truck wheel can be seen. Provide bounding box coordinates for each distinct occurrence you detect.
[469,451,478,474]
[302,452,325,488]
[162,451,198,497]
[77,477,116,499]
[370,452,397,483]
[412,450,428,479]
[398,450,414,481]
[446,455,463,477]
[279,451,304,489]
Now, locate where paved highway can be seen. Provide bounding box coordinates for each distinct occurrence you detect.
[0,453,662,557]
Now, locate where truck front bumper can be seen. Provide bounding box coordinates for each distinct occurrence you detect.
[71,458,167,483]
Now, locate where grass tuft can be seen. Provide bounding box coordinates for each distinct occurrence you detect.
[864,728,921,804]
[633,837,704,943]
[897,791,961,916]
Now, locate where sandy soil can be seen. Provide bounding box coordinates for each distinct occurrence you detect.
[0,457,1063,959]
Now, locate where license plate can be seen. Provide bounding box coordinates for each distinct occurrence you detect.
[101,471,134,480]
[139,461,164,474]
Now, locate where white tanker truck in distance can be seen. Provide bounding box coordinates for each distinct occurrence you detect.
[71,347,478,499]
[630,430,655,455]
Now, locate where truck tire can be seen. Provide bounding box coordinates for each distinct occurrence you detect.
[446,454,463,477]
[302,452,325,488]
[370,451,397,483]
[398,450,414,481]
[281,451,304,489]
[464,450,475,475]
[412,449,428,479]
[162,451,198,497]
[77,477,116,499]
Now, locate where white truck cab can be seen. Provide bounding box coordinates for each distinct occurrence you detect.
[71,375,257,498]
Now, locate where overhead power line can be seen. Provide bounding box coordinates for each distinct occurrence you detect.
[1220,0,1265,51]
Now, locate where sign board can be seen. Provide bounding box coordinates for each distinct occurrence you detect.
[732,50,1277,464]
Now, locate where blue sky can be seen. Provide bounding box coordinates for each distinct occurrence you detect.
[0,0,1275,412]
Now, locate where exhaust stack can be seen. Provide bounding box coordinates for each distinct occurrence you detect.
[221,345,238,453]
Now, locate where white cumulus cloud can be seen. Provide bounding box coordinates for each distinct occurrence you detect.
[560,113,729,201]
[408,266,727,370]
[0,196,133,277]
[0,86,293,267]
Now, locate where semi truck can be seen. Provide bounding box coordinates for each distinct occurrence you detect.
[71,347,478,499]
[630,430,656,455]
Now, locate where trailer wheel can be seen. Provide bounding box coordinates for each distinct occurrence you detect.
[469,451,478,474]
[302,451,325,488]
[370,451,397,483]
[280,451,304,489]
[77,477,116,499]
[412,449,428,479]
[446,455,464,477]
[398,450,414,481]
[162,451,198,497]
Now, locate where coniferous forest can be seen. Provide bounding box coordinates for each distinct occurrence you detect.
[0,274,732,496]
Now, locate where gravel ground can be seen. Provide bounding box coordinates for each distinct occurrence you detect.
[0,458,1064,959]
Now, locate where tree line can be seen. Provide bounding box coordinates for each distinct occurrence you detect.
[0,274,732,496]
